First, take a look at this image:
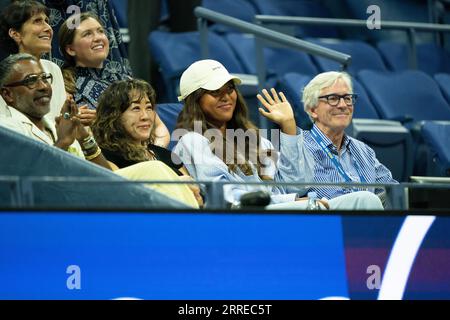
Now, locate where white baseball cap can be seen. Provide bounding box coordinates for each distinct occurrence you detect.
[178,59,242,101]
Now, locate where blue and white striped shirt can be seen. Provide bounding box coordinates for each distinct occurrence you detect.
[283,124,398,199]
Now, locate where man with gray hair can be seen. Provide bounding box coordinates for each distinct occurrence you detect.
[258,71,397,203]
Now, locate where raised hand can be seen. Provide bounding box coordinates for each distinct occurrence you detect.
[256,88,297,135]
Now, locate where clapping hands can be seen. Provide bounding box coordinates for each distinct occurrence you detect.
[54,96,91,150]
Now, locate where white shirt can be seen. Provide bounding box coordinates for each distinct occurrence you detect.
[0,106,84,158]
[173,131,314,204]
[0,59,66,122]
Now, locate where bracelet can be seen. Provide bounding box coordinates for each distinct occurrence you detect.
[82,143,99,156]
[81,135,97,151]
[83,145,100,157]
[83,148,98,157]
[84,146,102,161]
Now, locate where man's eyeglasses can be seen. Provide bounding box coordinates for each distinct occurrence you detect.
[206,82,235,98]
[318,93,357,107]
[3,73,53,90]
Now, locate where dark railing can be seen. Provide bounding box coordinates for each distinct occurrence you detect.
[2,175,450,211]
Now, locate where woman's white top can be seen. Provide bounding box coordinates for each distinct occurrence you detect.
[173,131,314,205]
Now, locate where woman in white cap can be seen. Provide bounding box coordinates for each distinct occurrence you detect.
[173,59,384,210]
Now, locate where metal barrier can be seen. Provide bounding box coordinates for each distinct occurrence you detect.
[2,175,449,211]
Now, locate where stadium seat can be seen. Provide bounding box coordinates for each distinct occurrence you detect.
[344,0,433,43]
[308,39,388,74]
[0,126,187,209]
[421,121,450,176]
[149,30,245,102]
[202,0,259,33]
[224,33,318,83]
[250,0,339,38]
[434,73,450,104]
[350,79,380,119]
[357,69,450,123]
[377,41,450,75]
[277,72,313,129]
[348,119,414,182]
[358,69,450,176]
[110,0,128,28]
[156,103,184,150]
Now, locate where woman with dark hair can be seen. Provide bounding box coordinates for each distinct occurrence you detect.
[174,59,314,207]
[174,59,384,210]
[58,12,170,147]
[93,78,186,174]
[92,78,203,207]
[0,0,66,121]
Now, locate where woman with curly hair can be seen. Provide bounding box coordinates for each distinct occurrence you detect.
[93,78,186,173]
[92,78,203,207]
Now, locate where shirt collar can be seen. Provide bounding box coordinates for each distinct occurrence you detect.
[7,106,56,143]
[312,123,352,154]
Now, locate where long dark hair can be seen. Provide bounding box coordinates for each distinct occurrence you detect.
[92,79,157,162]
[176,84,271,177]
[0,0,50,54]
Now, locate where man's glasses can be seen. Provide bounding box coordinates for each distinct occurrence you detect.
[206,82,235,98]
[3,73,53,90]
[318,93,357,107]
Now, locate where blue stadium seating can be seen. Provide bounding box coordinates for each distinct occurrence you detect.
[149,30,245,102]
[357,70,450,123]
[250,0,338,38]
[344,0,433,43]
[156,103,184,150]
[276,72,313,129]
[434,73,450,104]
[349,118,414,182]
[110,0,128,28]
[224,33,318,80]
[307,39,388,74]
[278,72,380,126]
[202,0,258,33]
[421,121,450,176]
[358,69,450,177]
[351,79,381,119]
[377,42,450,75]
